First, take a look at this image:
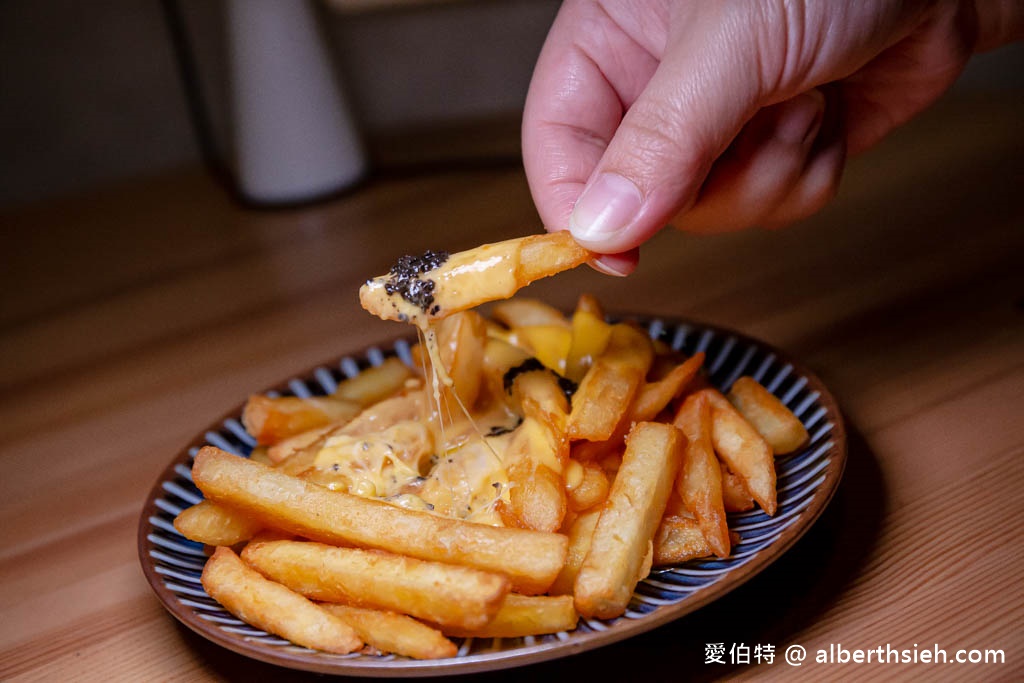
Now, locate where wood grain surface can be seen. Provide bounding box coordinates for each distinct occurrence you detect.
[1,92,1022,682]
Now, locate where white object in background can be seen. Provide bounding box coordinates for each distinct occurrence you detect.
[227,0,366,204]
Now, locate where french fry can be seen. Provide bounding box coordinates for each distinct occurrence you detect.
[360,232,591,324]
[440,594,578,638]
[567,323,653,441]
[334,356,414,407]
[480,336,531,401]
[319,604,457,660]
[573,352,704,461]
[672,393,730,558]
[573,293,604,318]
[201,546,362,654]
[631,352,705,419]
[549,509,600,596]
[699,389,777,516]
[248,446,273,465]
[433,310,488,411]
[174,499,262,546]
[574,422,684,619]
[241,540,509,630]
[500,370,570,531]
[191,447,567,594]
[727,376,809,454]
[491,298,570,329]
[721,463,756,512]
[242,395,361,446]
[269,390,429,464]
[501,418,567,532]
[653,516,715,566]
[565,460,610,512]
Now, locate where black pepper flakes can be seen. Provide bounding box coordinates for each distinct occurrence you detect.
[382,249,450,311]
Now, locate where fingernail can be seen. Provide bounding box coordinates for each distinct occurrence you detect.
[569,173,643,244]
[774,90,825,146]
[589,255,632,277]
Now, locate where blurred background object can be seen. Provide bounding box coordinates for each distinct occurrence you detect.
[226,0,365,203]
[0,0,1020,208]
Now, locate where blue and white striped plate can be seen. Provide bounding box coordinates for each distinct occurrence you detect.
[138,317,846,676]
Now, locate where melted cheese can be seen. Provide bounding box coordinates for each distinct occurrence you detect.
[307,323,518,524]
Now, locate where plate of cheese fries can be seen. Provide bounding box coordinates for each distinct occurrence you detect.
[139,232,846,675]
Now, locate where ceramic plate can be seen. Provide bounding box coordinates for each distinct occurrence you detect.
[138,316,846,676]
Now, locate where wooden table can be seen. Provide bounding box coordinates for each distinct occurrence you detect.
[1,92,1021,681]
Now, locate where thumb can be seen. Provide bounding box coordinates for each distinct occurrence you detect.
[568,6,768,253]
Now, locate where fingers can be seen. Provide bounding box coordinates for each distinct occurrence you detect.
[522,1,660,233]
[674,89,841,234]
[566,4,767,253]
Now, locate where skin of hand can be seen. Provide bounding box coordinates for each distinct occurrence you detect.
[522,0,1023,275]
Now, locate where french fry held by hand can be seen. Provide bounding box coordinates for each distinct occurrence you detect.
[201,546,362,654]
[359,232,591,325]
[240,540,509,630]
[190,446,567,594]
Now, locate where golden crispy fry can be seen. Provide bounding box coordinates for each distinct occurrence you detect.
[500,370,570,531]
[269,390,429,465]
[266,424,335,464]
[632,352,705,419]
[201,546,362,654]
[433,310,488,411]
[360,232,591,324]
[480,336,531,401]
[567,324,653,441]
[653,516,715,566]
[565,460,610,512]
[574,422,684,619]
[696,389,777,516]
[728,376,809,454]
[242,395,361,446]
[721,462,756,512]
[338,391,427,437]
[319,603,457,660]
[573,293,604,318]
[241,540,509,630]
[573,351,704,461]
[191,447,567,594]
[248,446,273,465]
[549,509,600,596]
[440,594,578,638]
[174,500,262,546]
[508,368,568,431]
[672,393,730,558]
[500,418,567,532]
[491,298,570,329]
[334,356,414,407]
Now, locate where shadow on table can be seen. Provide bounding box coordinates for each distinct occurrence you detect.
[175,422,885,683]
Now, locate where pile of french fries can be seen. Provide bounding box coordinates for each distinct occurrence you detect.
[174,294,809,659]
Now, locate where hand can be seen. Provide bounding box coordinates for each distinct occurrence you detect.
[522,0,1020,274]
